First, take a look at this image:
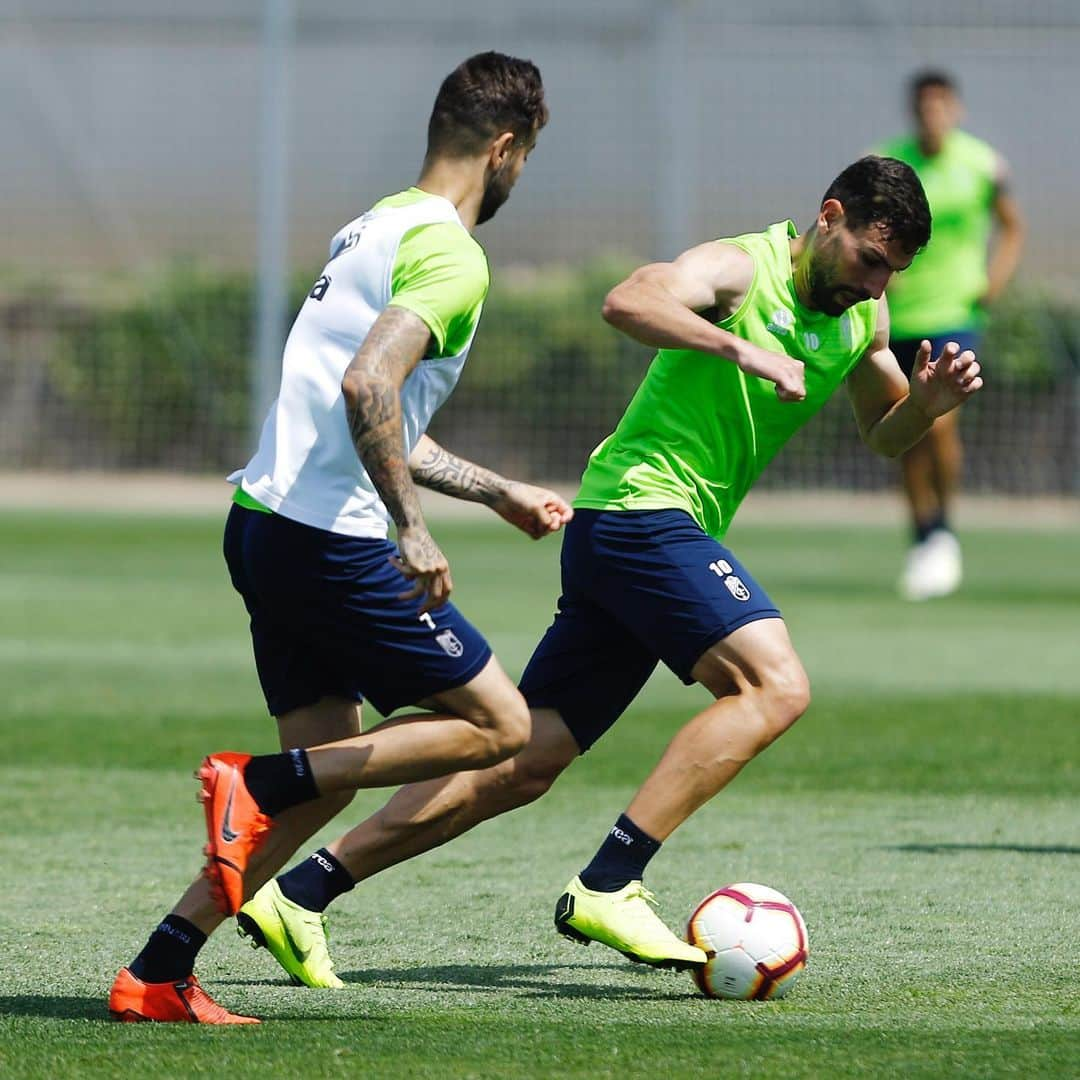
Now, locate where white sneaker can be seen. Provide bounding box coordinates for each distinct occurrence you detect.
[899,529,962,601]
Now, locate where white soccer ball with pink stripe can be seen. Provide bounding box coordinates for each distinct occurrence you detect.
[686,882,808,1000]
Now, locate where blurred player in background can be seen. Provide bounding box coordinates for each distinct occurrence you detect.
[877,71,1024,600]
[238,156,983,987]
[108,51,569,1024]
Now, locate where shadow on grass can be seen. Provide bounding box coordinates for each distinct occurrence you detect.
[888,842,1080,855]
[0,996,104,1021]
[220,961,697,1002]
[0,964,699,1024]
[345,961,697,1001]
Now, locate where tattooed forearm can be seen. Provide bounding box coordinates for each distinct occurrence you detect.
[341,306,431,529]
[412,442,512,506]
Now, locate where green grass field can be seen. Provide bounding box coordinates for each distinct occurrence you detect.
[1,509,1077,1078]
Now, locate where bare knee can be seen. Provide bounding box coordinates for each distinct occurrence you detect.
[507,746,569,805]
[465,689,532,767]
[373,743,566,843]
[757,654,811,742]
[463,710,577,813]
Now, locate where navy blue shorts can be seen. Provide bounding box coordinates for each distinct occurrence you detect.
[223,503,492,717]
[519,509,781,753]
[891,331,980,379]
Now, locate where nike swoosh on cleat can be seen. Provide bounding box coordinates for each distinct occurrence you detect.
[220,770,240,844]
[173,981,198,1022]
[281,917,312,965]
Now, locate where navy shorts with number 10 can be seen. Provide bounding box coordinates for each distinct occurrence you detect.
[519,508,781,753]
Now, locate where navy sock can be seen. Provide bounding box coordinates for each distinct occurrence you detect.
[914,510,948,544]
[243,748,319,817]
[128,914,207,983]
[277,848,355,913]
[579,814,661,893]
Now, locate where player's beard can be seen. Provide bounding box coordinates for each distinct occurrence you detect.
[807,257,864,316]
[476,163,514,225]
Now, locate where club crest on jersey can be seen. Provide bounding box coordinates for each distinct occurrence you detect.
[723,575,751,602]
[435,629,464,658]
[767,308,794,335]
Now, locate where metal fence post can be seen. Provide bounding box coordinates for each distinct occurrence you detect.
[252,0,295,449]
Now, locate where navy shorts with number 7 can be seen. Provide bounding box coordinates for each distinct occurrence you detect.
[223,503,492,718]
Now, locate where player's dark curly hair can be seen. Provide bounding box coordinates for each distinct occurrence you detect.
[427,51,548,158]
[822,155,932,254]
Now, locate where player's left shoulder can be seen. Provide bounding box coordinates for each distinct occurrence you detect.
[952,129,1001,174]
[873,134,915,163]
[401,219,490,285]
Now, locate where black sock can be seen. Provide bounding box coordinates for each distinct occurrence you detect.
[579,814,661,893]
[243,748,320,817]
[128,914,207,983]
[277,848,355,913]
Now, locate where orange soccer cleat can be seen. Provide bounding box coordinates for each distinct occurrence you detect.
[108,967,259,1024]
[196,751,273,916]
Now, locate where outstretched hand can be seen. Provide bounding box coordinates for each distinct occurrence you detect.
[491,482,574,539]
[909,340,983,419]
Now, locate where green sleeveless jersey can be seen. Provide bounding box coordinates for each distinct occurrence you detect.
[575,221,879,539]
[876,131,998,337]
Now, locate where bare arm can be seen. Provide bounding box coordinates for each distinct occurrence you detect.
[847,297,983,457]
[342,306,430,528]
[601,242,807,401]
[410,434,573,540]
[847,299,930,457]
[341,305,451,611]
[983,163,1025,305]
[409,433,512,506]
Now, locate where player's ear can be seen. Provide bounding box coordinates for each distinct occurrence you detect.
[488,131,516,169]
[818,198,844,234]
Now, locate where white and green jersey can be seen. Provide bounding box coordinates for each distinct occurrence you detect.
[231,188,489,537]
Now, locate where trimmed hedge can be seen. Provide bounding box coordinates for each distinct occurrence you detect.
[21,262,1080,472]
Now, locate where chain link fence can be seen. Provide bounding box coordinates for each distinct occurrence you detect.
[1,2,1078,494]
[2,271,1076,493]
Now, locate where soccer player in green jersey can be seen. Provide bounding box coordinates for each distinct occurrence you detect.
[237,156,983,983]
[877,71,1024,600]
[109,52,571,1024]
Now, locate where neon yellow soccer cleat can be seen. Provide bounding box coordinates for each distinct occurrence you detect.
[236,880,344,989]
[554,875,708,971]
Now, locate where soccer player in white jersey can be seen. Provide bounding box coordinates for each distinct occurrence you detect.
[109,51,569,1024]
